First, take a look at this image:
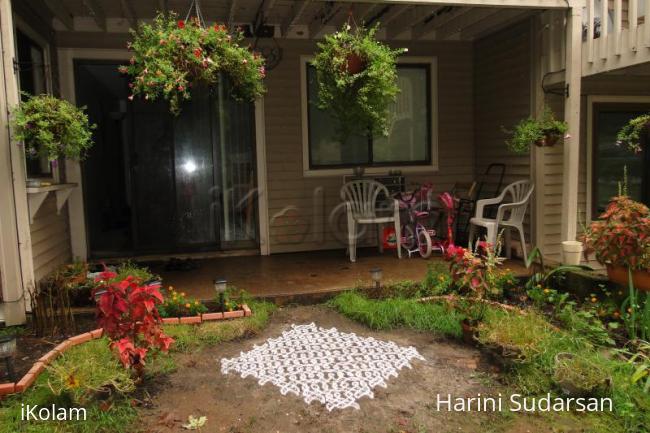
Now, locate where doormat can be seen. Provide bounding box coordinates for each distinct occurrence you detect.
[220,323,424,411]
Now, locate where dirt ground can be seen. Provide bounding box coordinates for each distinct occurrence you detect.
[139,305,580,433]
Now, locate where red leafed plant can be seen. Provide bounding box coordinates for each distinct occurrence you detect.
[445,240,506,300]
[93,270,174,375]
[582,195,650,270]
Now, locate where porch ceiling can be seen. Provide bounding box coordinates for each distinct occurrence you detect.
[30,0,547,41]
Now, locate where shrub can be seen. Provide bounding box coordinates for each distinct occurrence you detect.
[582,195,650,271]
[12,93,96,161]
[120,13,265,114]
[445,241,506,300]
[158,286,207,317]
[93,270,173,375]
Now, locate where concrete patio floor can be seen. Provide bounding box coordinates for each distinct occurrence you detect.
[148,248,530,300]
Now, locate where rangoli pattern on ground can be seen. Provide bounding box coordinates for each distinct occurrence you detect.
[220,323,425,411]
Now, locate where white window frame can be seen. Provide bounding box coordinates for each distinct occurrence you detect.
[13,16,58,182]
[586,95,650,223]
[300,55,439,178]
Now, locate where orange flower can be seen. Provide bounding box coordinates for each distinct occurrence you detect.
[185,303,191,308]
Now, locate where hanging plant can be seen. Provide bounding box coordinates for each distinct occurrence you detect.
[119,12,266,115]
[311,23,406,143]
[616,113,650,155]
[503,106,568,154]
[12,93,96,162]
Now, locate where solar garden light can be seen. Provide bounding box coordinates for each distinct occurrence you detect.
[369,267,383,289]
[213,278,228,294]
[0,333,17,382]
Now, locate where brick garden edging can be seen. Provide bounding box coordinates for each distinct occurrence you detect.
[0,304,251,397]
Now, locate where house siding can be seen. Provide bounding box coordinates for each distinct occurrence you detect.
[474,20,533,251]
[29,197,72,282]
[264,39,474,254]
[540,75,650,262]
[14,3,72,282]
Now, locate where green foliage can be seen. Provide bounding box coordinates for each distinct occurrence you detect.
[329,291,463,337]
[616,113,650,154]
[503,106,568,154]
[44,338,136,404]
[617,341,650,394]
[112,261,158,284]
[582,195,650,270]
[12,93,96,162]
[553,354,612,397]
[0,339,140,433]
[163,300,275,352]
[421,263,453,297]
[158,285,207,318]
[121,13,265,115]
[311,23,405,143]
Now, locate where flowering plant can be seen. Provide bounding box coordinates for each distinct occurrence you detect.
[311,23,405,143]
[445,240,507,299]
[93,270,174,375]
[157,286,207,317]
[120,13,265,115]
[582,195,650,270]
[12,93,95,161]
[616,113,650,154]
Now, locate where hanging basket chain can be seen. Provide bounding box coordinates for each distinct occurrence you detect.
[185,0,207,28]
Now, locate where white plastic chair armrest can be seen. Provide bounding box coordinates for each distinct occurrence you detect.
[474,193,506,218]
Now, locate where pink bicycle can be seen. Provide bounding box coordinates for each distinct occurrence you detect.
[394,185,457,258]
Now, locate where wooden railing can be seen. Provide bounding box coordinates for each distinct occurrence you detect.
[583,0,650,75]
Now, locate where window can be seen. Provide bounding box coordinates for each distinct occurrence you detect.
[592,103,650,214]
[303,59,435,170]
[16,29,51,178]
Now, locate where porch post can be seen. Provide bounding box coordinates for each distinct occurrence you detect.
[0,0,27,325]
[560,2,583,243]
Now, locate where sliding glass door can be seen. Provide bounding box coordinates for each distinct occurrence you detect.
[592,103,650,215]
[75,61,258,258]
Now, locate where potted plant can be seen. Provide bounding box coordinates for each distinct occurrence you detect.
[582,195,650,291]
[11,93,95,163]
[553,353,611,397]
[120,13,266,115]
[616,113,650,155]
[311,23,406,144]
[504,107,568,154]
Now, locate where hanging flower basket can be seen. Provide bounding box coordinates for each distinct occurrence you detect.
[11,93,96,162]
[311,23,406,144]
[120,13,266,115]
[616,113,650,155]
[503,106,568,154]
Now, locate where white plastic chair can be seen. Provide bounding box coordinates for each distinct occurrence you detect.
[341,180,402,263]
[468,180,534,260]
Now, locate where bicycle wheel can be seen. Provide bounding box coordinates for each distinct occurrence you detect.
[402,225,417,252]
[417,227,433,258]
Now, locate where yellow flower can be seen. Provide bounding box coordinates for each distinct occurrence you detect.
[543,288,550,294]
[591,297,597,303]
[185,303,191,308]
[181,292,186,297]
[66,374,80,389]
[194,301,199,305]
[169,286,174,291]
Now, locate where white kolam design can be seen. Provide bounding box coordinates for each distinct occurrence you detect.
[220,323,425,411]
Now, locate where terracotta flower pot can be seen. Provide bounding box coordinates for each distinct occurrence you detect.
[606,265,650,292]
[344,53,365,74]
[534,132,561,147]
